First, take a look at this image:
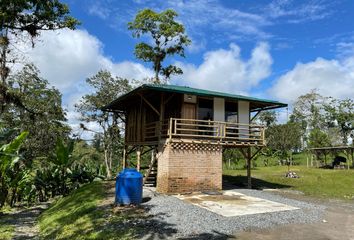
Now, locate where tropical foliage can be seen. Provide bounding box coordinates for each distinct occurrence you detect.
[75,70,131,178]
[0,0,79,113]
[0,130,29,207]
[128,9,191,82]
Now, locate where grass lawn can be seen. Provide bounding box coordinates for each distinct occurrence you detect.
[224,165,354,200]
[38,181,144,240]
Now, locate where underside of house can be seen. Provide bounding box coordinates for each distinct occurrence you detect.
[103,84,287,193]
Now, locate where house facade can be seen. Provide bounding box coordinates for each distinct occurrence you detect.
[103,84,287,193]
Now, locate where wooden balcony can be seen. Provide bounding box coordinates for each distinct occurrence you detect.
[127,118,265,147]
[167,118,265,147]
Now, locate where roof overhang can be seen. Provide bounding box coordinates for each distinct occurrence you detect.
[102,84,288,112]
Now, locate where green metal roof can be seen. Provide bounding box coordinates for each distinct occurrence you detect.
[103,84,287,111]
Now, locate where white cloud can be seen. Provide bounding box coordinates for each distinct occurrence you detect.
[265,0,332,23]
[17,29,153,92]
[13,28,153,139]
[269,56,354,102]
[165,0,270,39]
[88,1,112,20]
[174,42,272,94]
[87,0,271,50]
[336,41,354,58]
[19,29,103,91]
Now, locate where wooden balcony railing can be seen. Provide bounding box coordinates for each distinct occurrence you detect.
[137,118,265,146]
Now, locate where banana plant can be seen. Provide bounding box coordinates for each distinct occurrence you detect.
[49,138,75,195]
[0,131,28,207]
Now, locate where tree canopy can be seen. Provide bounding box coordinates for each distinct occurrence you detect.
[2,64,69,160]
[266,122,302,158]
[128,9,191,82]
[75,70,132,178]
[324,98,354,145]
[0,0,79,114]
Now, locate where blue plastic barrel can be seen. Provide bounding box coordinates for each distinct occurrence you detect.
[115,168,143,205]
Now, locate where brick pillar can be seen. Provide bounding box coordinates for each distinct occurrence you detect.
[156,143,222,193]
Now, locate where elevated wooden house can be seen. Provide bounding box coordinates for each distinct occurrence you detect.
[103,84,287,193]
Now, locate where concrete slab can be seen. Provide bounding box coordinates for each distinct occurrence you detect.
[175,190,299,217]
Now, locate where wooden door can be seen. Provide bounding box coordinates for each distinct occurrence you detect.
[181,103,196,136]
[182,103,196,119]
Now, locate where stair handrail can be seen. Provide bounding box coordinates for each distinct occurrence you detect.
[143,150,157,184]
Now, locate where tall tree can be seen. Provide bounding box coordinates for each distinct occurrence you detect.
[128,9,191,83]
[307,128,331,148]
[290,90,327,148]
[0,0,79,114]
[257,110,277,127]
[2,64,69,161]
[324,98,354,145]
[291,90,326,130]
[266,122,302,159]
[75,70,131,178]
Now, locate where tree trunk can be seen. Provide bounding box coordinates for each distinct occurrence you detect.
[0,186,8,208]
[0,31,9,115]
[104,148,112,179]
[10,188,16,207]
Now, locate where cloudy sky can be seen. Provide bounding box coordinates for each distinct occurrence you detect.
[17,0,354,136]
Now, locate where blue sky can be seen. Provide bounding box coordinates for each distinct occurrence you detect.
[19,0,354,134]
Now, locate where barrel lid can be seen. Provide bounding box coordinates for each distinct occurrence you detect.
[118,168,143,178]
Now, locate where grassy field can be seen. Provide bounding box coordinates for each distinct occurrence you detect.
[38,181,143,240]
[224,165,354,200]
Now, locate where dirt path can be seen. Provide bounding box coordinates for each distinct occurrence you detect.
[1,202,50,240]
[236,195,354,240]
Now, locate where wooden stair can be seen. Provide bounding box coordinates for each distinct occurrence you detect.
[143,152,158,187]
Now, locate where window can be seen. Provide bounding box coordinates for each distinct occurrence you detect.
[225,101,238,122]
[198,98,213,120]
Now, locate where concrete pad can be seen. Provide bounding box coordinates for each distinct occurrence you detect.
[175,190,299,217]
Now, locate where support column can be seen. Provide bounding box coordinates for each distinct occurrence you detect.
[122,146,127,169]
[247,147,252,189]
[137,146,141,172]
[158,93,164,142]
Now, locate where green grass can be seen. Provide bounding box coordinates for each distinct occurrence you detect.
[38,181,142,240]
[0,219,14,240]
[224,165,354,200]
[0,206,15,240]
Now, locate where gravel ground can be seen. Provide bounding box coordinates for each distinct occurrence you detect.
[138,187,326,239]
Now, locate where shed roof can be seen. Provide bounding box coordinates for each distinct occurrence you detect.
[103,84,287,112]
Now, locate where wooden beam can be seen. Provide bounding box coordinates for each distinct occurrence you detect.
[137,146,141,172]
[250,110,262,122]
[247,147,252,189]
[127,146,137,155]
[249,147,263,161]
[116,113,126,123]
[141,146,154,156]
[164,93,175,105]
[239,146,263,189]
[138,93,160,116]
[158,93,164,142]
[122,145,127,169]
